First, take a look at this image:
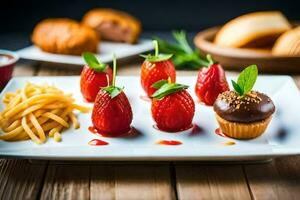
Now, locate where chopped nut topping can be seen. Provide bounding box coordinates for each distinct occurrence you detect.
[218,90,263,112]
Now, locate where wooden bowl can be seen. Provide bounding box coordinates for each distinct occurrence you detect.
[194,26,300,73]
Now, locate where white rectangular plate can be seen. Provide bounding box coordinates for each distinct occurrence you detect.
[1,76,300,161]
[17,39,154,65]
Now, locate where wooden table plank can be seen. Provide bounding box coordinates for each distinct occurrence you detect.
[37,63,82,76]
[244,156,300,200]
[90,165,175,200]
[13,61,37,76]
[40,164,90,200]
[0,159,47,200]
[175,165,251,200]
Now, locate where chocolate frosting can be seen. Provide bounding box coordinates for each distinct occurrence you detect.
[213,91,275,123]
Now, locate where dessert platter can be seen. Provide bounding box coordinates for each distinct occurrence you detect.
[1,40,300,161]
[17,8,153,65]
[194,11,300,72]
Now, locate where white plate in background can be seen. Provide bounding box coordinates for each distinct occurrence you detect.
[0,76,300,161]
[16,39,154,65]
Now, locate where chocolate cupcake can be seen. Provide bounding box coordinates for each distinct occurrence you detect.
[213,65,275,139]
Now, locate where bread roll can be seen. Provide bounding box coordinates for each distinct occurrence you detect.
[82,8,141,44]
[272,26,300,56]
[214,11,291,48]
[32,18,99,55]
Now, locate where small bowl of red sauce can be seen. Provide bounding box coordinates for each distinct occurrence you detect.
[0,50,19,89]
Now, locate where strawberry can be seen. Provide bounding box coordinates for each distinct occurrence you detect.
[140,40,176,97]
[151,80,195,132]
[195,61,229,106]
[92,55,133,137]
[80,52,113,102]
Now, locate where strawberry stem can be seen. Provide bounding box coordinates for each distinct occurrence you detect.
[206,54,214,65]
[112,54,117,87]
[153,40,159,57]
[102,54,122,99]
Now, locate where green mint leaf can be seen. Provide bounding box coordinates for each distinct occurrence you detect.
[151,82,189,99]
[172,30,193,54]
[153,30,212,69]
[152,80,168,89]
[237,65,258,95]
[231,80,243,96]
[153,36,185,54]
[102,86,123,99]
[82,52,106,72]
[140,54,173,62]
[83,52,99,64]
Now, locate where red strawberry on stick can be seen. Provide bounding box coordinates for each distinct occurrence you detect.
[151,79,195,132]
[195,55,229,106]
[80,52,113,102]
[140,40,176,97]
[91,55,133,137]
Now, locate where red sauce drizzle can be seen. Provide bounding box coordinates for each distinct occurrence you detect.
[140,95,151,102]
[88,126,98,134]
[88,126,134,138]
[190,124,202,135]
[157,140,182,145]
[153,124,193,133]
[88,139,109,146]
[215,128,227,137]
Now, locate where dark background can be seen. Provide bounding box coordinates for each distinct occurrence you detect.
[1,0,299,49]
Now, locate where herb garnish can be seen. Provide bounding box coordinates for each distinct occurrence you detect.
[154,30,212,69]
[231,65,258,96]
[140,40,173,62]
[82,52,107,72]
[151,79,188,100]
[102,54,123,98]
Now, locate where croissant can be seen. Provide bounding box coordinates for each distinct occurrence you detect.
[82,8,141,44]
[272,26,300,56]
[32,18,99,55]
[214,11,291,48]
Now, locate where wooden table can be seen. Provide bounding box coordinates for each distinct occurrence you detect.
[1,59,300,200]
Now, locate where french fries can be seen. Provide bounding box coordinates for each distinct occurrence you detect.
[0,82,90,144]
